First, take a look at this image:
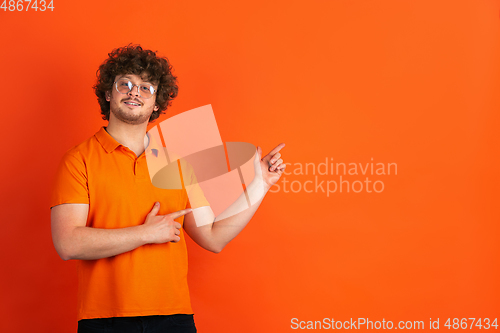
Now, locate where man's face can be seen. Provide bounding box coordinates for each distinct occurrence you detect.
[106,73,159,125]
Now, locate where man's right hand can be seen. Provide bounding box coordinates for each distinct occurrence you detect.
[142,202,192,244]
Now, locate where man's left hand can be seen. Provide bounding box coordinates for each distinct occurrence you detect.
[257,143,286,191]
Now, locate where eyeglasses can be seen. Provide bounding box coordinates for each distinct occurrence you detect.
[114,79,157,99]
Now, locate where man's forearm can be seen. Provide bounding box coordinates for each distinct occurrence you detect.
[60,224,148,261]
[207,178,268,251]
[184,146,285,253]
[53,201,185,261]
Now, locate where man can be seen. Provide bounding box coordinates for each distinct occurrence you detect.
[50,44,286,333]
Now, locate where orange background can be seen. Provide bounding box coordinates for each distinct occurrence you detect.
[1,0,499,332]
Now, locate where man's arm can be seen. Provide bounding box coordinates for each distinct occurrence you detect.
[183,179,266,253]
[183,144,286,253]
[51,202,191,261]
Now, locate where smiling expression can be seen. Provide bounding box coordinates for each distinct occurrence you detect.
[106,74,159,125]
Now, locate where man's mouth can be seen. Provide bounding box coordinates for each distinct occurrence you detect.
[124,101,142,107]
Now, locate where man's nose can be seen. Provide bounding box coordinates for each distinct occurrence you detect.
[128,85,141,97]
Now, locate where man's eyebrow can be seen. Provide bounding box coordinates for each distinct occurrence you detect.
[118,75,154,84]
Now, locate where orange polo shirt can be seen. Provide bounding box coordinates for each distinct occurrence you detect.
[50,126,207,321]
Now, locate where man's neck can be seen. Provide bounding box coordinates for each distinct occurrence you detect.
[105,120,149,158]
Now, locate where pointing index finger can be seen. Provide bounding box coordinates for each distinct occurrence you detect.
[168,208,193,220]
[265,143,286,159]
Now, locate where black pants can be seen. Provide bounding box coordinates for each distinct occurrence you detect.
[78,314,197,333]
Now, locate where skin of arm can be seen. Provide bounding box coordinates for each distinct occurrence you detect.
[183,144,286,253]
[51,202,191,261]
[51,144,285,260]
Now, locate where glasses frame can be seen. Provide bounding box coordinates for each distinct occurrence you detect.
[114,79,157,99]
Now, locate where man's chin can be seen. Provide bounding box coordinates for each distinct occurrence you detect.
[112,109,151,125]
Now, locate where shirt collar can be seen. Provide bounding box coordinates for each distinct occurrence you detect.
[95,126,155,157]
[95,126,121,153]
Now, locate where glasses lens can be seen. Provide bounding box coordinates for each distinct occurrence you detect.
[116,80,133,94]
[115,80,155,98]
[139,84,154,98]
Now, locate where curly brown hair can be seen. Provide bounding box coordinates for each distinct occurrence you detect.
[93,44,178,122]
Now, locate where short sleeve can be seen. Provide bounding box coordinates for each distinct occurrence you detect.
[50,152,89,208]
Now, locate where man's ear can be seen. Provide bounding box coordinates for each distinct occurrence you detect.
[154,105,159,111]
[105,91,111,102]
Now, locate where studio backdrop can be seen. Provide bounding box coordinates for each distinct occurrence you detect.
[0,0,498,332]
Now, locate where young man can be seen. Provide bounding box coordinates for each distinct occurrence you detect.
[50,44,286,333]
